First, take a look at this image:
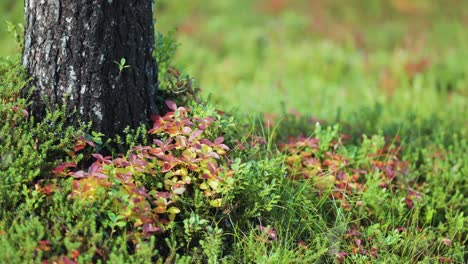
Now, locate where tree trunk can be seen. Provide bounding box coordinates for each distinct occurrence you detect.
[23,0,158,136]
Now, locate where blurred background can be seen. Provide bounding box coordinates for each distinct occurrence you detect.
[1,0,466,123]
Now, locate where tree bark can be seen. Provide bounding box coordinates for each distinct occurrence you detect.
[23,0,158,136]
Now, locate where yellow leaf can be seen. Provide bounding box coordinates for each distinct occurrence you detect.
[167,207,181,214]
[208,179,219,190]
[182,175,192,184]
[200,182,209,190]
[314,175,335,190]
[154,198,168,206]
[210,199,222,207]
[134,218,143,227]
[169,213,176,222]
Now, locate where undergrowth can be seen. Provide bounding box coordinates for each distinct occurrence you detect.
[0,4,467,263]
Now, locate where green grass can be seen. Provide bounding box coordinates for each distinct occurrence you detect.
[0,0,467,263]
[154,0,467,121]
[0,1,22,57]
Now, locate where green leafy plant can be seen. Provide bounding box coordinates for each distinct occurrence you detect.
[114,58,130,75]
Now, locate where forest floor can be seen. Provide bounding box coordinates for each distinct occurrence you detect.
[0,0,466,263]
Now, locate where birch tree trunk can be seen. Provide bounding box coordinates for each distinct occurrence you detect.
[23,0,158,136]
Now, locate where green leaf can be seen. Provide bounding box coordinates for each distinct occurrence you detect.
[115,221,127,228]
[167,207,181,214]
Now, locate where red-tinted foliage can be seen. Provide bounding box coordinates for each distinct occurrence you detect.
[51,101,234,237]
[280,134,414,211]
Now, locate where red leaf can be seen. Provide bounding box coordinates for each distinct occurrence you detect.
[176,136,188,148]
[117,172,132,183]
[149,147,164,157]
[71,249,80,259]
[40,184,56,195]
[153,139,165,148]
[354,239,362,247]
[74,138,87,152]
[214,137,224,144]
[52,162,77,175]
[172,183,186,195]
[92,154,112,164]
[379,181,389,189]
[93,173,109,179]
[206,152,220,159]
[162,163,173,172]
[85,140,96,147]
[155,192,172,199]
[336,170,345,180]
[182,126,192,135]
[60,256,77,264]
[133,159,148,167]
[165,100,177,111]
[439,257,453,263]
[257,225,277,241]
[151,114,161,122]
[22,109,29,118]
[336,251,348,261]
[405,197,414,209]
[297,241,308,249]
[129,154,138,163]
[207,162,218,175]
[72,181,81,189]
[442,238,452,247]
[132,187,150,197]
[72,171,88,179]
[218,143,230,150]
[188,163,200,171]
[189,129,204,142]
[199,138,212,146]
[36,240,51,251]
[88,162,101,175]
[345,229,361,238]
[395,227,407,233]
[143,223,161,234]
